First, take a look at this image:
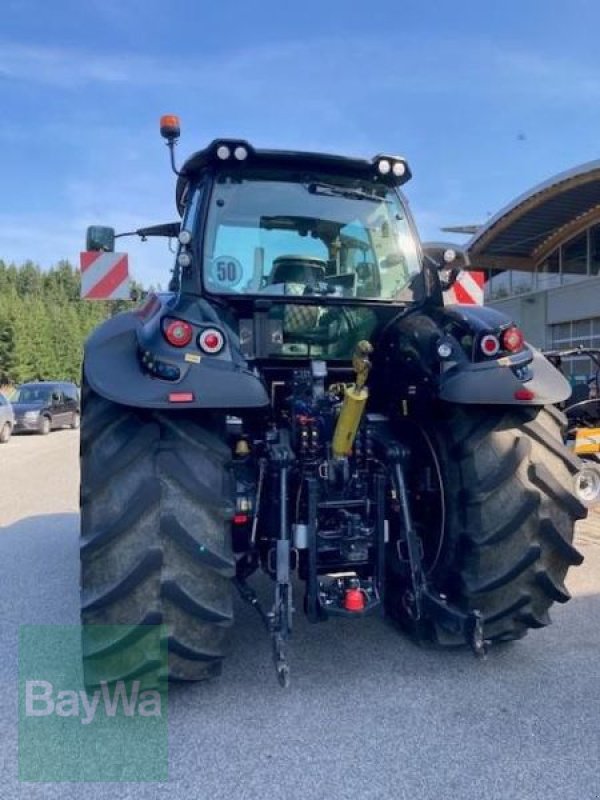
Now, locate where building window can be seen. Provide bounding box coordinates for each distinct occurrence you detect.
[561,230,588,284]
[536,250,560,290]
[573,318,592,346]
[549,316,600,384]
[512,271,534,294]
[484,220,600,301]
[551,322,571,346]
[485,269,511,301]
[590,224,600,276]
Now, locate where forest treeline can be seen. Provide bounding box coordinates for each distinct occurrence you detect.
[0,260,139,386]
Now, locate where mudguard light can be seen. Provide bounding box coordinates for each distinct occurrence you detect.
[198,328,224,354]
[480,334,500,357]
[164,319,193,347]
[503,327,525,353]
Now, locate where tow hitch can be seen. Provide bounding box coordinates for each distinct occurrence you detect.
[233,576,292,687]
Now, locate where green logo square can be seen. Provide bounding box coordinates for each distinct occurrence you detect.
[19,625,168,782]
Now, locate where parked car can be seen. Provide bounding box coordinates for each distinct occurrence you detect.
[10,382,80,435]
[0,393,15,443]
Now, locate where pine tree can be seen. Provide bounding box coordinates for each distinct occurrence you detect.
[0,260,140,386]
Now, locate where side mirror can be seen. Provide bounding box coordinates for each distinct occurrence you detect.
[51,392,61,404]
[422,243,470,291]
[86,225,115,252]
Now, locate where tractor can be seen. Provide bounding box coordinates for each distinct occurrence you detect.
[80,116,588,687]
[544,347,600,505]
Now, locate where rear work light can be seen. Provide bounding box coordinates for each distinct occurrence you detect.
[198,328,224,354]
[374,155,409,180]
[502,326,525,353]
[480,334,500,357]
[164,319,193,348]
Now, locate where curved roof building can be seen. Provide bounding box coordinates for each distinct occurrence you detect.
[464,161,600,380]
[467,160,600,274]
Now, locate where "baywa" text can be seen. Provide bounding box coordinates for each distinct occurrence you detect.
[25,680,162,725]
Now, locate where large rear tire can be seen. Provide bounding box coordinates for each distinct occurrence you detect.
[79,377,235,684]
[388,404,586,643]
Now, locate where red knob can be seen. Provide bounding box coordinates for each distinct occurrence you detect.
[344,588,366,612]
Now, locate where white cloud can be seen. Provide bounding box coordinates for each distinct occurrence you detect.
[0,42,179,88]
[1,34,599,106]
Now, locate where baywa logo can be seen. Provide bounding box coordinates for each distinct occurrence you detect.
[19,625,168,782]
[25,679,162,725]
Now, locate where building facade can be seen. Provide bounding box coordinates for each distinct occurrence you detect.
[464,161,600,383]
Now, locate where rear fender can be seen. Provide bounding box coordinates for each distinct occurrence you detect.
[83,293,269,410]
[439,347,572,406]
[389,306,572,406]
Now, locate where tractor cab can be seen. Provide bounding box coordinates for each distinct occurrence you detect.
[174,139,420,300]
[167,133,430,360]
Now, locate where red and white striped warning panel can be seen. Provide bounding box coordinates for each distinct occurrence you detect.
[80,252,130,300]
[443,270,485,306]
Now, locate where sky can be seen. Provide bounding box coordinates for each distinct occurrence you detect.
[2,0,600,289]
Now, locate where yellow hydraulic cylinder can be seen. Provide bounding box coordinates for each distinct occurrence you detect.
[332,340,373,458]
[332,383,369,457]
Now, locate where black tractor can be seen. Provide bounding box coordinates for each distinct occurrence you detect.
[80,116,588,687]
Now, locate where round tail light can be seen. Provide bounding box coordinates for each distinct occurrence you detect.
[164,319,193,347]
[198,328,224,354]
[480,334,500,357]
[502,326,525,353]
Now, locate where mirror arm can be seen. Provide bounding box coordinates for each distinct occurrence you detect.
[114,231,138,240]
[423,254,441,269]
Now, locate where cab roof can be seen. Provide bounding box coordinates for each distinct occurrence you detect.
[175,139,411,214]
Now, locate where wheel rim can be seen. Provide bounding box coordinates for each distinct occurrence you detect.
[574,465,600,506]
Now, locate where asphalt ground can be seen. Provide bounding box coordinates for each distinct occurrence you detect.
[1,429,600,799]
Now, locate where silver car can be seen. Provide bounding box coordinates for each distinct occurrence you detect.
[0,393,15,443]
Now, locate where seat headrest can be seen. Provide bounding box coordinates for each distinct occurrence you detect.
[270,256,327,285]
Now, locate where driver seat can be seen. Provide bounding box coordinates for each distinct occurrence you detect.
[269,256,327,334]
